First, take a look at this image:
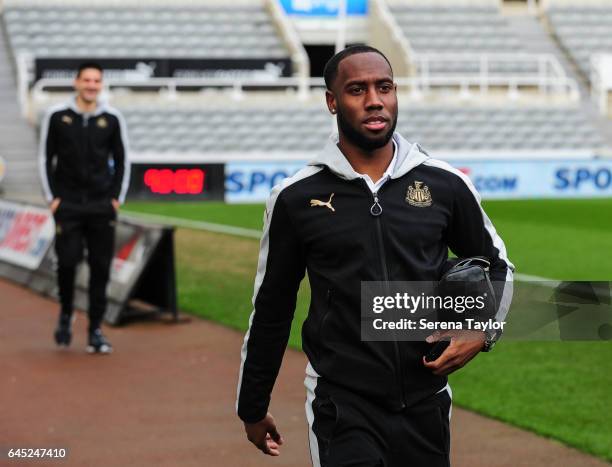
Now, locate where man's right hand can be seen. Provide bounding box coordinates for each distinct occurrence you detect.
[244,412,284,456]
[49,198,61,214]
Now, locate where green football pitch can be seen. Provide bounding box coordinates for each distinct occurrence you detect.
[124,199,612,461]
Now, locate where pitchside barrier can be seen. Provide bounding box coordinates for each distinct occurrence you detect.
[0,199,176,325]
[124,157,612,202]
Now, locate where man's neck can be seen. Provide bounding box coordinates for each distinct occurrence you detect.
[337,136,394,183]
[75,95,97,114]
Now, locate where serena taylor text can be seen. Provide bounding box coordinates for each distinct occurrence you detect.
[372,318,505,332]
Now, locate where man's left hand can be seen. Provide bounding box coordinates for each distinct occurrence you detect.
[423,330,485,376]
[111,199,120,212]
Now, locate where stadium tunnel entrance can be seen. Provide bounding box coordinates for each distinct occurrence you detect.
[305,45,339,77]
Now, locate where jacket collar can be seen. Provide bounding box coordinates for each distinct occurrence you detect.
[308,132,429,181]
[68,96,107,117]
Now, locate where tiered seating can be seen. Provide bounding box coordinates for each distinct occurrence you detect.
[123,106,329,152]
[546,6,612,79]
[397,106,605,151]
[110,105,606,153]
[390,5,538,75]
[2,5,288,59]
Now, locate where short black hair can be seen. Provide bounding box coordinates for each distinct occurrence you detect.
[76,61,103,78]
[323,45,393,90]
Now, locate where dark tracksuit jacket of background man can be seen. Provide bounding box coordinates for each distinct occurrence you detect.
[237,132,514,466]
[38,98,130,331]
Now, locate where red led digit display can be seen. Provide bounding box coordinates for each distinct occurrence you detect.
[143,168,205,195]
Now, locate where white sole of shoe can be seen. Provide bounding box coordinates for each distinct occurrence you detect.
[86,345,113,354]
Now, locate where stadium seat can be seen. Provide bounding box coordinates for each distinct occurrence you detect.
[546,5,612,80]
[1,4,290,61]
[390,4,538,75]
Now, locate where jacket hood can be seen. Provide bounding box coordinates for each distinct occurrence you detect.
[308,132,430,181]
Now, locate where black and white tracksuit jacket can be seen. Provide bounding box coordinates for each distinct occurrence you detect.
[237,132,514,424]
[39,98,130,204]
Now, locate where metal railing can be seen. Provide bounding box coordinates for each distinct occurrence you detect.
[31,76,325,99]
[407,53,579,99]
[30,72,579,105]
[18,59,316,118]
[591,54,612,116]
[414,52,568,84]
[395,74,579,101]
[24,54,579,115]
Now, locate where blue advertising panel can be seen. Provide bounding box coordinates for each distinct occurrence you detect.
[454,159,612,199]
[280,0,367,16]
[226,159,612,202]
[226,161,308,203]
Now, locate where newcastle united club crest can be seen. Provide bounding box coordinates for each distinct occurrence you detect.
[406,181,432,207]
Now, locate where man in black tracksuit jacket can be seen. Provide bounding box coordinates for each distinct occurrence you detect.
[237,47,513,466]
[39,62,130,354]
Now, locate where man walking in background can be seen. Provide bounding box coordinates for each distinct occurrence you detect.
[39,62,130,354]
[237,46,513,466]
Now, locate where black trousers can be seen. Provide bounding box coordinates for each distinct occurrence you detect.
[307,377,451,467]
[53,199,116,331]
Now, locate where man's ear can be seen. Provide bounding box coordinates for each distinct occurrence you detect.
[325,90,337,115]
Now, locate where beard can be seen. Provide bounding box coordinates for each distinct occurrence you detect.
[336,108,397,151]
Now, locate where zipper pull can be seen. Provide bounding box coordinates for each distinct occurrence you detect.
[370,192,382,216]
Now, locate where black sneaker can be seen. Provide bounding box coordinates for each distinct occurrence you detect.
[54,313,73,347]
[86,328,113,354]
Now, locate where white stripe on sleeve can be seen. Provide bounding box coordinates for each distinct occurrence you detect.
[236,165,322,414]
[423,159,514,322]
